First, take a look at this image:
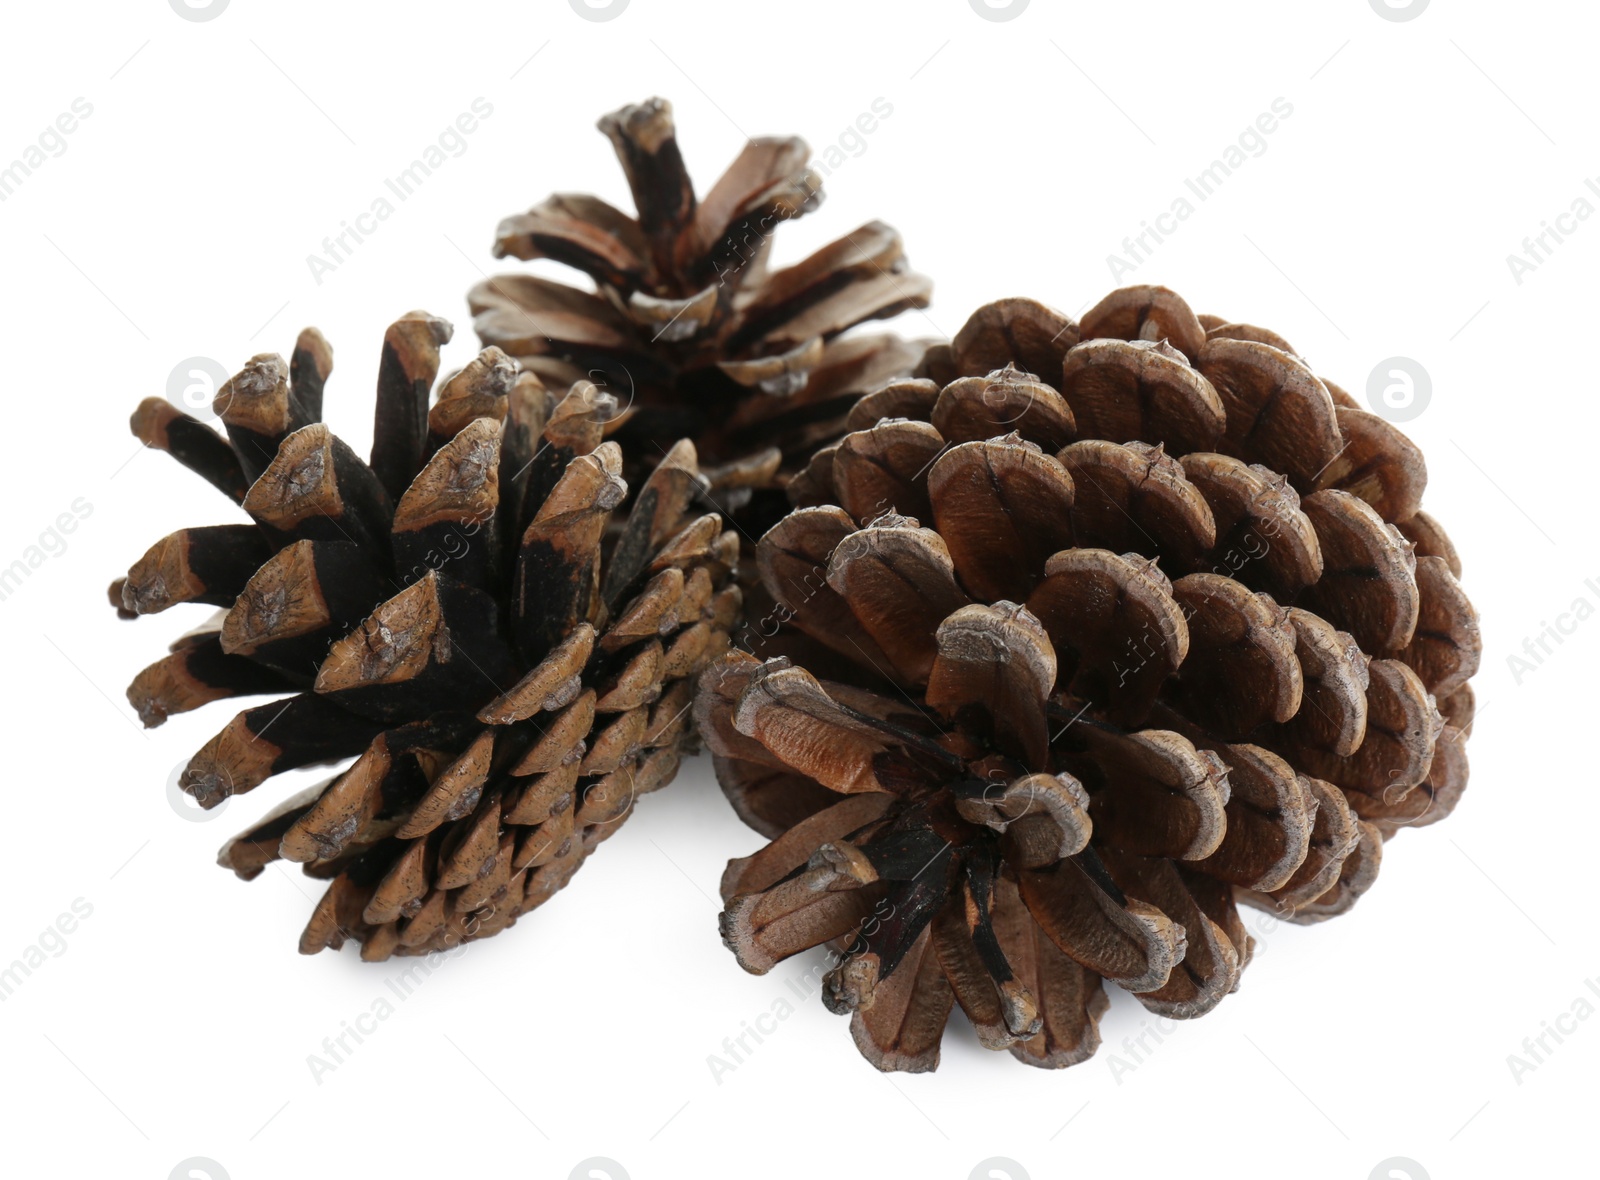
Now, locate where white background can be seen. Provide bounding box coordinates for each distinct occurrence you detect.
[0,2,1592,1178]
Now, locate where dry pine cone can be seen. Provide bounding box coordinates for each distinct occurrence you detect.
[470,96,932,513]
[115,312,738,958]
[699,286,1480,1070]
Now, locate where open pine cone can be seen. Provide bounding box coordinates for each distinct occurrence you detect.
[469,97,932,516]
[115,312,738,958]
[698,286,1480,1071]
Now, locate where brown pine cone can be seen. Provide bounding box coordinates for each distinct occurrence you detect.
[698,286,1479,1071]
[114,312,739,958]
[469,96,933,518]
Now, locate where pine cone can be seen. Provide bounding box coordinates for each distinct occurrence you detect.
[698,286,1480,1071]
[115,312,739,958]
[469,96,933,517]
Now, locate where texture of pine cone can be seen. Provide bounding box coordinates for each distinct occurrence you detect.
[469,96,933,516]
[114,312,739,958]
[698,286,1480,1071]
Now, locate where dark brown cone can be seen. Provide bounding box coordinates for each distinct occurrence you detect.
[702,286,1479,1071]
[115,315,738,958]
[470,97,933,527]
